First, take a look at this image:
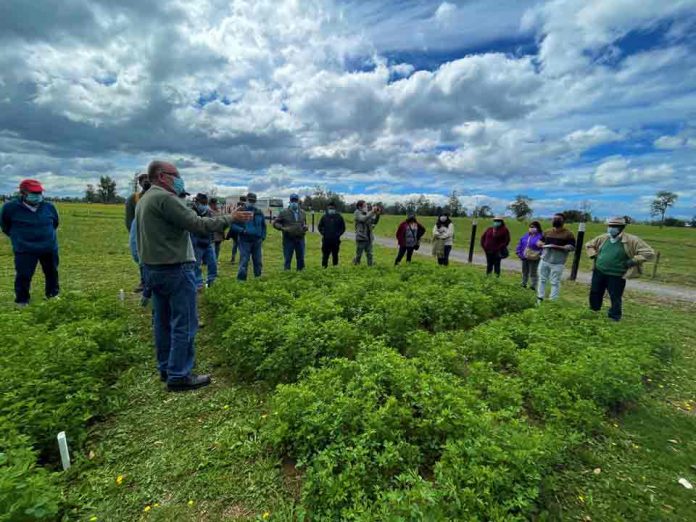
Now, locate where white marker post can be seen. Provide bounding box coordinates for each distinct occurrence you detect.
[57,431,71,470]
[119,289,125,302]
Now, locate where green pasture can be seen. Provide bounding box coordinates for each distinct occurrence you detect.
[0,203,694,521]
[339,213,696,287]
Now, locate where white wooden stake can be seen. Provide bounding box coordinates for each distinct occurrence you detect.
[119,289,125,302]
[57,431,71,470]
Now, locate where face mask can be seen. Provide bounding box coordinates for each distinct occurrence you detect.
[198,204,209,213]
[607,227,621,237]
[172,176,186,196]
[529,228,536,234]
[439,216,447,223]
[289,202,299,210]
[552,219,563,228]
[25,193,43,205]
[493,221,502,228]
[327,208,336,214]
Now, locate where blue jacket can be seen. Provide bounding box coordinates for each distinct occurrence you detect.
[1,199,59,254]
[231,204,267,241]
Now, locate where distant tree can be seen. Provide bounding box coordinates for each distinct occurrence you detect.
[507,195,533,220]
[473,205,493,218]
[302,186,346,212]
[650,191,678,228]
[662,217,686,227]
[85,184,97,203]
[97,176,118,203]
[579,200,594,221]
[561,209,591,223]
[445,190,463,217]
[691,215,696,227]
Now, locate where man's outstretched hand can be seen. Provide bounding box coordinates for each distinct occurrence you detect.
[230,210,253,222]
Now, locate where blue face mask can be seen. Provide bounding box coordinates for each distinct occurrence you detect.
[327,208,336,215]
[608,227,621,237]
[25,193,44,205]
[493,221,502,228]
[172,177,186,196]
[289,202,299,210]
[198,204,209,213]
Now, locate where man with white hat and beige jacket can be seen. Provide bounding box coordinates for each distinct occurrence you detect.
[585,217,655,321]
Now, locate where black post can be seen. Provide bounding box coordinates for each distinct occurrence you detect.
[468,219,478,263]
[569,222,586,281]
[311,211,315,232]
[269,209,273,221]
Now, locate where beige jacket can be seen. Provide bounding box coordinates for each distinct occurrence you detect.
[432,223,454,246]
[585,232,655,279]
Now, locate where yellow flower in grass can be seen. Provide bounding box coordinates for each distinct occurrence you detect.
[262,512,271,520]
[188,500,195,507]
[115,475,124,486]
[143,506,151,513]
[89,517,98,522]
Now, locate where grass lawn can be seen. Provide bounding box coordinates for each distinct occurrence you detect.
[1,202,694,521]
[341,213,696,288]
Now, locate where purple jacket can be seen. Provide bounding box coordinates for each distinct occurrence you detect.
[515,231,543,260]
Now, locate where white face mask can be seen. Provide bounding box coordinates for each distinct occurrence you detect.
[439,216,447,222]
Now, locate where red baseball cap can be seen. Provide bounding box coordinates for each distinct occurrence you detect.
[19,179,44,193]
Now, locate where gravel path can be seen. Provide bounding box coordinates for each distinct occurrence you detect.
[337,232,696,303]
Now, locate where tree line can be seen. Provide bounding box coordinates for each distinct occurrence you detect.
[5,178,688,227]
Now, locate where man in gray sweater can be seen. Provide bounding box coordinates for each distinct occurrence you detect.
[353,200,381,266]
[136,160,250,391]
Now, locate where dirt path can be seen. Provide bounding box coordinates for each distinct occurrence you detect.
[338,232,696,303]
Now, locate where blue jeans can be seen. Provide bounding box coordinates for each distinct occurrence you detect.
[129,221,145,288]
[143,263,198,382]
[194,242,218,288]
[231,238,239,261]
[282,237,305,271]
[237,238,263,280]
[14,251,60,304]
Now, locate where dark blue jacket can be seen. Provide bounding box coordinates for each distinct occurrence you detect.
[230,204,267,241]
[1,199,59,254]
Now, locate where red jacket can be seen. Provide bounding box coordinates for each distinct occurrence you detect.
[396,221,425,247]
[480,226,510,254]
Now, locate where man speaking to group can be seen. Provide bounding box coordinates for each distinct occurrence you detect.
[135,160,251,392]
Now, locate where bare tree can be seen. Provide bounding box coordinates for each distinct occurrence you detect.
[650,191,678,228]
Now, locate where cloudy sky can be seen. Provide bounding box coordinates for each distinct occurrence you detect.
[1,0,695,218]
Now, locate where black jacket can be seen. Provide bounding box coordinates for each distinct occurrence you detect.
[318,212,346,241]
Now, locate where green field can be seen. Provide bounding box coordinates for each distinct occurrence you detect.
[340,213,696,287]
[1,203,695,521]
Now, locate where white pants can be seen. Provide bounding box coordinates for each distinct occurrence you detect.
[537,260,564,300]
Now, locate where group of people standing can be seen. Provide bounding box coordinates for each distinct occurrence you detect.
[1,164,657,394]
[480,213,577,303]
[478,213,655,320]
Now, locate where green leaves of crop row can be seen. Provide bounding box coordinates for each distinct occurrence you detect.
[0,294,146,521]
[205,265,536,384]
[205,265,675,519]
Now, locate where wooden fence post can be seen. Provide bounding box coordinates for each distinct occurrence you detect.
[569,222,586,281]
[468,219,478,263]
